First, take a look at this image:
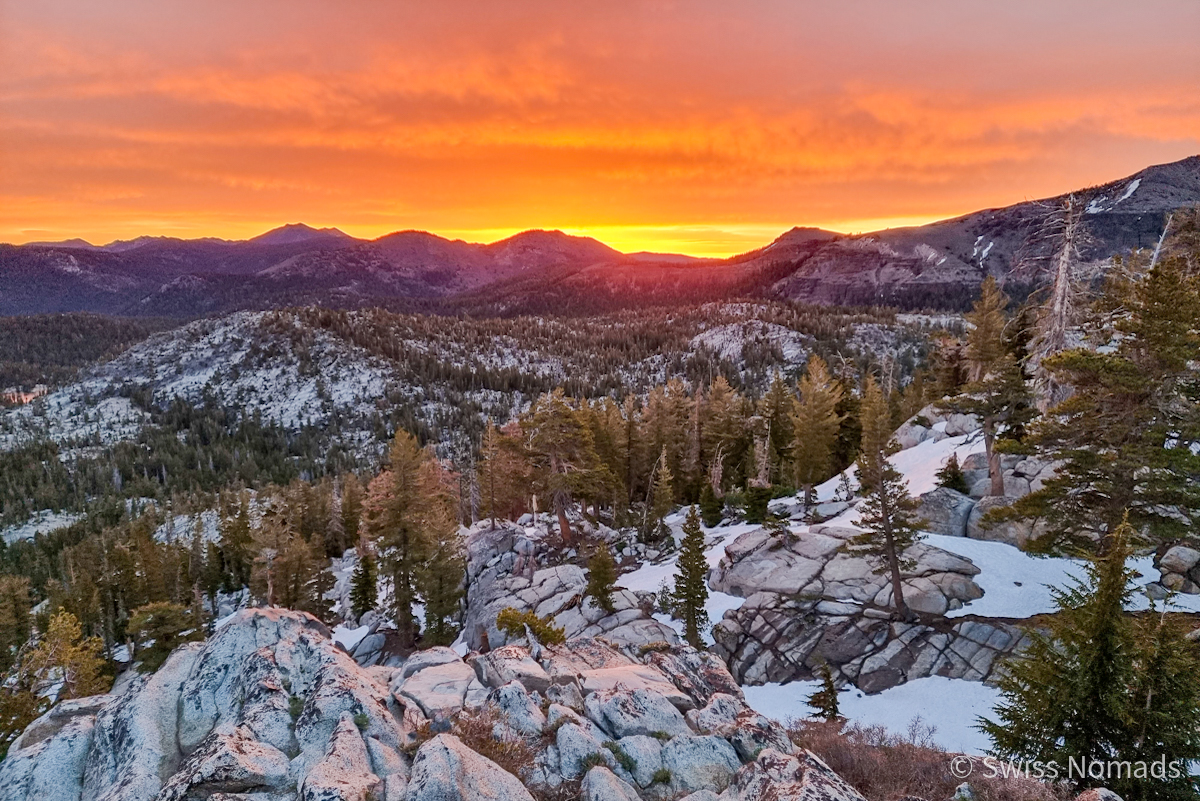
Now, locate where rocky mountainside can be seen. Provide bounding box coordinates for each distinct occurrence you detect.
[0,302,925,464]
[0,608,865,801]
[3,157,1196,316]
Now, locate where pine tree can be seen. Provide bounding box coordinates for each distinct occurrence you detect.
[940,278,1033,497]
[806,662,840,721]
[523,389,607,546]
[700,376,748,493]
[22,611,107,700]
[759,373,796,486]
[850,377,923,620]
[996,255,1200,552]
[477,420,531,526]
[364,431,429,648]
[646,447,674,544]
[341,473,362,545]
[935,452,970,495]
[128,601,203,673]
[220,493,253,590]
[1122,606,1200,801]
[698,481,722,528]
[0,576,31,671]
[479,420,504,529]
[349,550,378,621]
[202,541,223,616]
[965,275,1008,381]
[324,480,347,558]
[416,458,465,647]
[980,519,1200,798]
[586,544,618,614]
[250,499,327,616]
[790,356,846,508]
[0,611,106,756]
[671,506,709,648]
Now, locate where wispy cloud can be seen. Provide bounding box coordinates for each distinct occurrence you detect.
[2,1,1197,255]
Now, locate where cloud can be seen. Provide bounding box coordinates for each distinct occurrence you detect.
[1,1,1197,254]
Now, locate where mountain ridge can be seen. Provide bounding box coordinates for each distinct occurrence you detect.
[3,155,1197,316]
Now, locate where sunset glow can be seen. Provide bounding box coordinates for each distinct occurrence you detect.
[2,1,1198,256]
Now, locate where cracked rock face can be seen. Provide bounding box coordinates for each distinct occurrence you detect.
[711,525,983,617]
[706,524,1029,692]
[712,588,1030,691]
[0,608,869,801]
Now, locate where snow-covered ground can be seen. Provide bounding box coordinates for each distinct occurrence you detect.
[1,509,84,544]
[618,518,757,646]
[714,427,1200,754]
[744,676,1002,755]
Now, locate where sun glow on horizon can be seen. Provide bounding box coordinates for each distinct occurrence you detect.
[2,2,1197,255]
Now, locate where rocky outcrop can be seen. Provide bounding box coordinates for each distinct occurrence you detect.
[894,405,980,449]
[0,608,863,801]
[727,748,866,801]
[711,525,984,616]
[712,590,1030,691]
[406,734,534,801]
[461,522,677,652]
[1154,544,1200,594]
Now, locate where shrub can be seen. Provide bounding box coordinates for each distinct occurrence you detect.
[452,707,538,782]
[651,767,672,785]
[496,607,566,645]
[580,752,609,771]
[787,718,1070,801]
[603,741,637,774]
[649,730,672,741]
[289,695,304,721]
[354,712,370,731]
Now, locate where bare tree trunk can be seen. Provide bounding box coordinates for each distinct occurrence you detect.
[556,499,574,546]
[1151,213,1173,269]
[1030,195,1085,410]
[984,419,1004,497]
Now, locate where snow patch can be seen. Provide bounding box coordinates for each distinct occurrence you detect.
[744,675,1003,755]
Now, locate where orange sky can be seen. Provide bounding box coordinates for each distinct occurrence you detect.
[2,1,1198,257]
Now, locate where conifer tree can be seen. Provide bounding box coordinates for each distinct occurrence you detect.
[1123,606,1200,801]
[981,518,1200,798]
[416,458,465,647]
[250,499,329,617]
[220,493,253,590]
[324,482,347,558]
[341,473,362,545]
[698,481,722,528]
[671,506,710,648]
[349,549,378,621]
[997,255,1200,552]
[965,275,1008,381]
[586,544,617,614]
[700,376,748,492]
[850,377,922,621]
[759,373,796,486]
[790,356,846,508]
[23,611,107,700]
[479,420,504,529]
[940,278,1033,496]
[0,576,31,672]
[523,389,607,546]
[128,601,203,672]
[0,611,106,758]
[806,662,840,721]
[477,420,531,526]
[364,431,429,649]
[647,447,674,544]
[935,452,970,495]
[202,541,223,616]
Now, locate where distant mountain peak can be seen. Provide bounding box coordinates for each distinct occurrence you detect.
[249,223,356,246]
